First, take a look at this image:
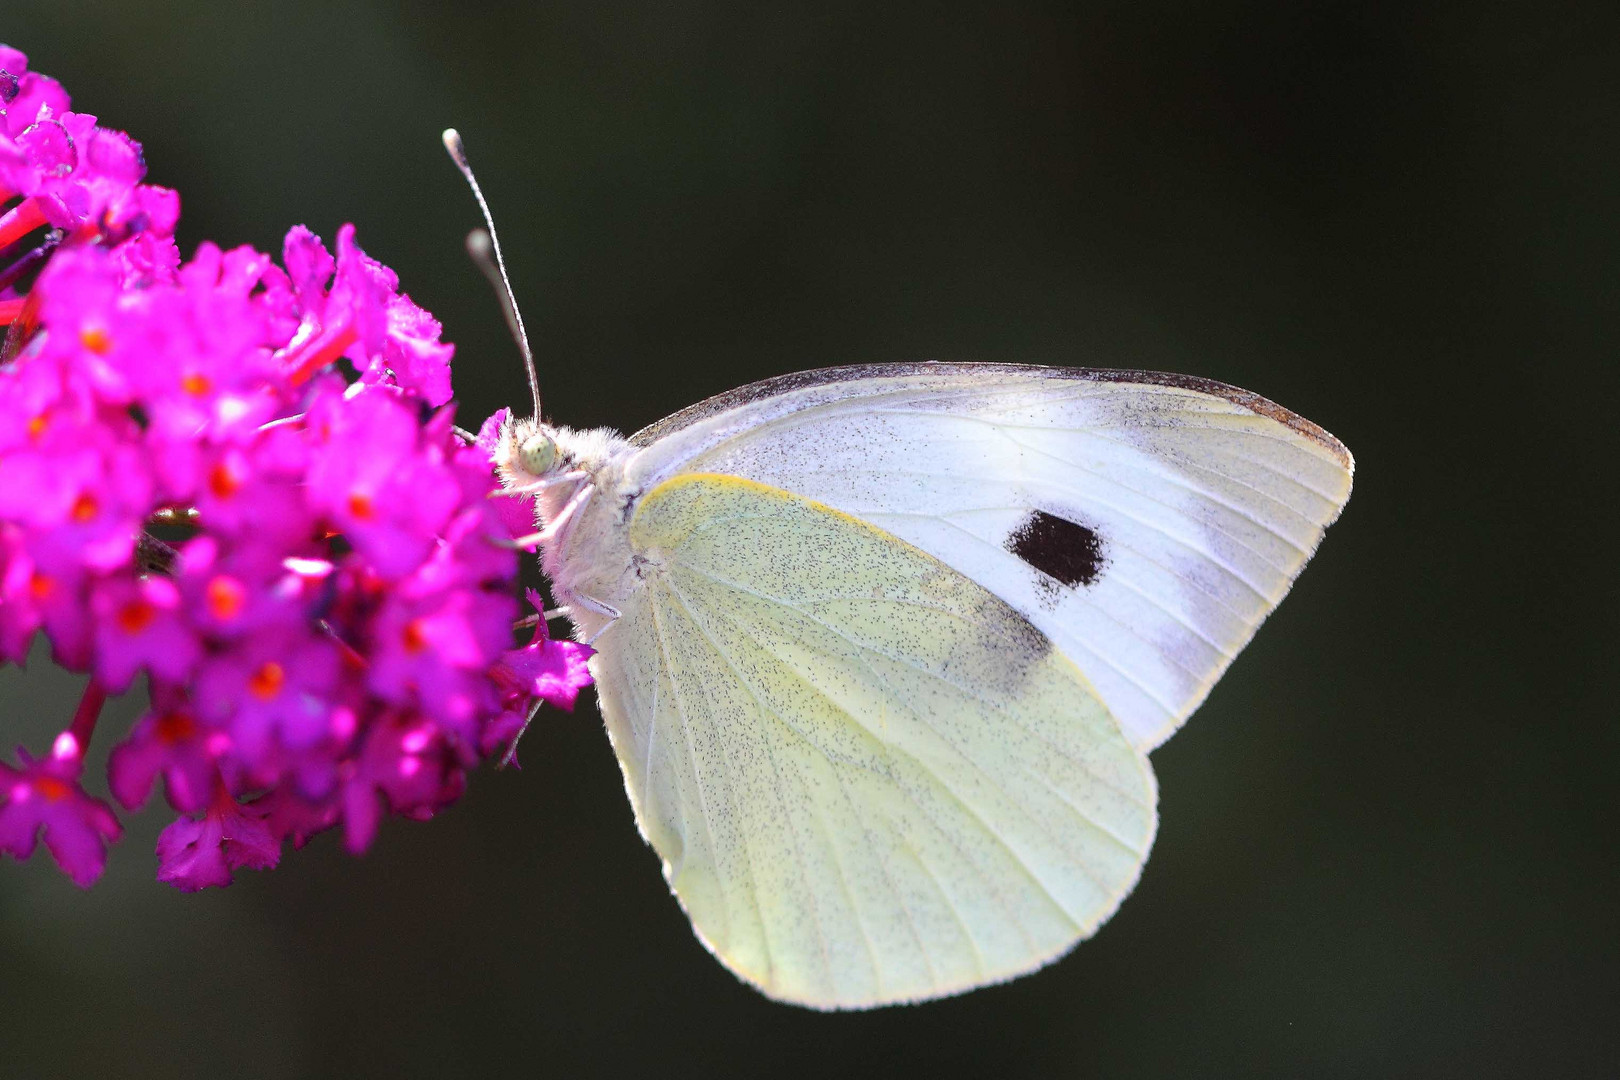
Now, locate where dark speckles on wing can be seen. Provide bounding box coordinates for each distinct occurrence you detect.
[1006,510,1105,589]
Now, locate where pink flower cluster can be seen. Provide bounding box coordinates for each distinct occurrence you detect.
[0,46,591,890]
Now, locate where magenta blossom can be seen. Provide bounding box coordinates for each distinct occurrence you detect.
[0,746,123,887]
[0,45,177,279]
[484,590,595,767]
[155,789,280,892]
[0,45,593,890]
[108,697,225,815]
[501,589,594,713]
[0,693,122,887]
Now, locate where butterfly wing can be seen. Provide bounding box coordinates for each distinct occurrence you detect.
[590,472,1156,1008]
[625,364,1353,752]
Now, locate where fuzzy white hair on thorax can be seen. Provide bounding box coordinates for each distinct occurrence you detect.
[492,415,639,644]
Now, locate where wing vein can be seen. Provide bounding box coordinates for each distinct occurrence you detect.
[891,511,1237,664]
[866,404,1345,501]
[999,424,1318,549]
[793,462,1285,598]
[829,763,955,987]
[996,428,1310,562]
[671,564,1137,919]
[686,555,1184,733]
[647,588,759,974]
[875,506,1258,631]
[845,407,1313,562]
[662,576,857,999]
[640,643,661,841]
[665,571,1066,946]
[681,563,1152,810]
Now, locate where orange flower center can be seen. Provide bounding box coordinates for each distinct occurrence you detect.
[155,711,198,744]
[116,599,157,634]
[208,462,240,499]
[32,776,72,802]
[205,575,246,620]
[402,618,429,654]
[247,661,285,700]
[181,371,212,396]
[347,491,374,521]
[26,413,47,440]
[79,327,113,355]
[28,572,53,601]
[70,492,98,523]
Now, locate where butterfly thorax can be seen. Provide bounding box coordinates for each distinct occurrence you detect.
[493,416,643,641]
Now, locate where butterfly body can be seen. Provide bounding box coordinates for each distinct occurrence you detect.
[494,361,1351,1009]
[494,419,637,641]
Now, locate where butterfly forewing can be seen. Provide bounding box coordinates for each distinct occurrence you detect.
[590,473,1157,1008]
[624,364,1353,752]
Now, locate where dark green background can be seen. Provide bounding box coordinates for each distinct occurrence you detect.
[3,3,1614,1077]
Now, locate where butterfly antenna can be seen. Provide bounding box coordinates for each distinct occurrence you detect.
[442,128,543,420]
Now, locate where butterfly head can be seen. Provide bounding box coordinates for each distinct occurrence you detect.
[495,415,575,490]
[515,424,559,476]
[494,414,632,500]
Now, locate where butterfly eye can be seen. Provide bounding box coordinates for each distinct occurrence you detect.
[518,432,557,475]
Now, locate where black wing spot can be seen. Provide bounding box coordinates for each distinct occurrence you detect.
[1006,510,1105,588]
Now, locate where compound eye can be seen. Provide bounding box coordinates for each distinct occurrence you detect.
[518,432,557,475]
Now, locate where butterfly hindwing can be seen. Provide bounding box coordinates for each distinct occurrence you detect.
[625,364,1354,752]
[589,472,1156,1009]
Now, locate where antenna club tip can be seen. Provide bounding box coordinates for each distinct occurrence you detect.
[441,128,468,166]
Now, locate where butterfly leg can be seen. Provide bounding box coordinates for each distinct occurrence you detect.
[497,484,596,551]
[569,593,621,646]
[571,593,620,619]
[499,593,615,766]
[499,533,547,550]
[491,469,589,498]
[498,696,546,769]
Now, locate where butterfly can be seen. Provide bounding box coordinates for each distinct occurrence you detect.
[447,132,1353,1010]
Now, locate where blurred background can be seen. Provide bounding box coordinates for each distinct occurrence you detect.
[3,2,1615,1077]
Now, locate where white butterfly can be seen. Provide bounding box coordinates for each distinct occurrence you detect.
[449,133,1353,1011]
